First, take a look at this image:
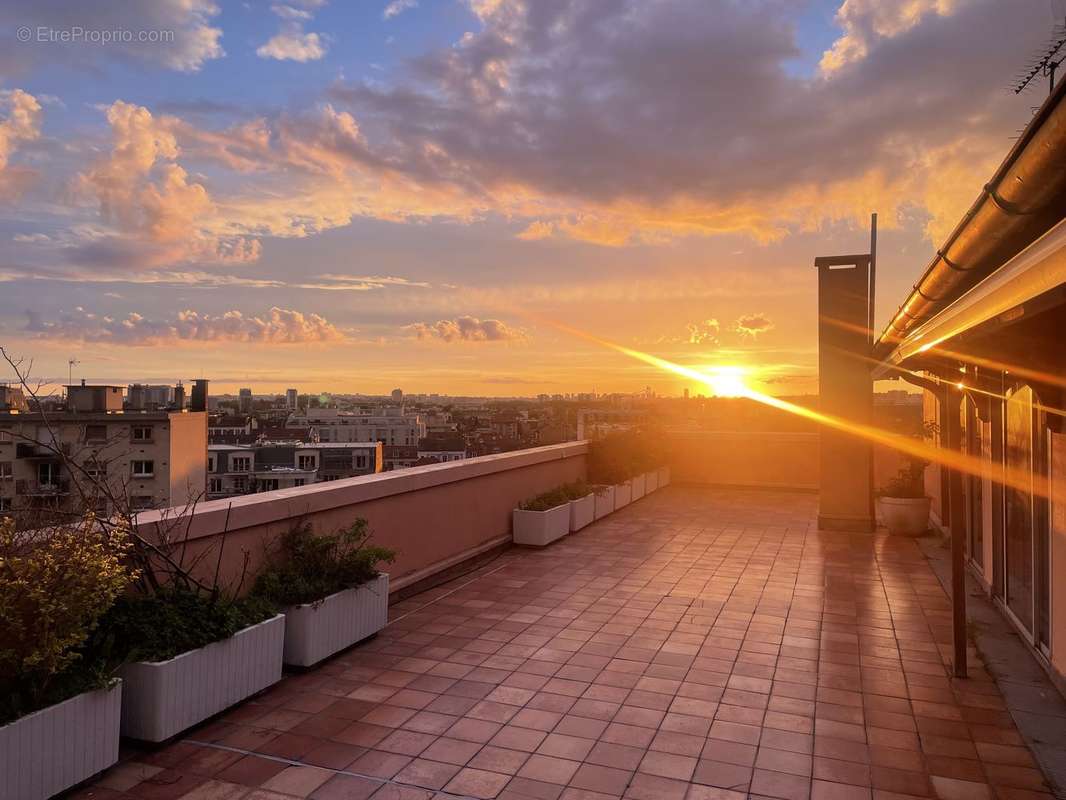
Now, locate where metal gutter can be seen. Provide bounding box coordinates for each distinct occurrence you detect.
[879,215,1066,371]
[876,78,1066,356]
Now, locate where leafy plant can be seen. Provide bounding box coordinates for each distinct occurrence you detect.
[587,430,664,485]
[0,514,135,724]
[519,481,590,512]
[252,520,394,608]
[89,589,276,665]
[878,458,928,499]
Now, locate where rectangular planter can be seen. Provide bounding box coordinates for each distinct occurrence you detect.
[614,480,633,509]
[594,486,615,520]
[513,504,569,546]
[283,574,389,667]
[645,471,659,493]
[119,614,284,742]
[631,473,646,501]
[0,682,121,800]
[658,466,670,487]
[569,493,595,532]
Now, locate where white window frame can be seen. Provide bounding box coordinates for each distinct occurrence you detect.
[131,460,155,478]
[131,425,154,442]
[0,461,11,479]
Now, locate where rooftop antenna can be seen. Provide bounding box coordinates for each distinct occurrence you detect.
[68,357,81,386]
[1011,16,1066,96]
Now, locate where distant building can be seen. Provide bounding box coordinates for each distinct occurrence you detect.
[391,388,403,403]
[382,444,419,471]
[286,388,298,410]
[417,437,467,464]
[0,382,208,518]
[0,385,28,412]
[238,387,253,414]
[207,441,381,498]
[290,407,425,447]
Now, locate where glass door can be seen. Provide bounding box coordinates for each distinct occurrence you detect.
[964,396,984,572]
[1004,385,1034,634]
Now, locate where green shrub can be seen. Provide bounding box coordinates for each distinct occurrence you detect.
[0,515,134,724]
[252,520,394,608]
[587,430,664,484]
[878,459,927,499]
[91,590,276,664]
[519,481,591,511]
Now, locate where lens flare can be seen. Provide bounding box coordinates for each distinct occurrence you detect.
[702,366,749,397]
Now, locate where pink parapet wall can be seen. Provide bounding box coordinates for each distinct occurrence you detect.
[136,442,588,596]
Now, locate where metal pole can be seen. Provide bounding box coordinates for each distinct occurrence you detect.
[869,213,877,349]
[944,385,968,678]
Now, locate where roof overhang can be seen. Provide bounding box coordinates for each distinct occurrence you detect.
[875,216,1066,377]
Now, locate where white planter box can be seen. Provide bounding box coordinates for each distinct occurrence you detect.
[119,614,284,742]
[645,471,659,493]
[0,682,121,800]
[614,481,633,509]
[569,494,595,532]
[513,504,570,546]
[877,496,931,536]
[594,486,615,520]
[283,574,389,667]
[658,466,670,487]
[631,473,646,501]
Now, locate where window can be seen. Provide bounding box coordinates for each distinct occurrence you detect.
[38,462,59,487]
[131,495,154,510]
[297,455,316,471]
[294,479,306,487]
[0,429,11,444]
[355,455,367,469]
[231,456,251,472]
[208,454,216,473]
[323,475,338,482]
[209,478,223,494]
[84,461,106,479]
[0,462,11,479]
[258,478,279,492]
[85,424,107,443]
[0,497,11,512]
[131,425,154,442]
[231,475,248,492]
[131,460,155,478]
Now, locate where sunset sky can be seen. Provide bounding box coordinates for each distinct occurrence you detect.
[0,0,1059,396]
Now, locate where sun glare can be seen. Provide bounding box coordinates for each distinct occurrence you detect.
[703,366,750,397]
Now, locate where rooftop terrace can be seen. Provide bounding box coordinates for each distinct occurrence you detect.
[78,486,1059,800]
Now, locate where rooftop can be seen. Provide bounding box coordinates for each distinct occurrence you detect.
[84,486,1060,800]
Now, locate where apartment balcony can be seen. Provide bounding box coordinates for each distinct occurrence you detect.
[80,439,1065,800]
[15,478,70,496]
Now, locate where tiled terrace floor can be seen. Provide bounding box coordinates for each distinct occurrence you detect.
[80,487,1057,800]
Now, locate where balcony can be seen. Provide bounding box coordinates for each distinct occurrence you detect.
[81,438,1064,800]
[15,478,70,495]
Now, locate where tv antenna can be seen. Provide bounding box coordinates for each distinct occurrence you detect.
[68,357,81,385]
[1012,17,1066,96]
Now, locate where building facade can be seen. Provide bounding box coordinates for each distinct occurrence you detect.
[0,383,208,518]
[207,441,382,498]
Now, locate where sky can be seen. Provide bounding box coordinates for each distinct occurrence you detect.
[0,0,1062,396]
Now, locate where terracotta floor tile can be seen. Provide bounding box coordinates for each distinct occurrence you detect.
[569,763,633,796]
[391,757,463,790]
[638,751,697,782]
[216,757,290,788]
[444,767,512,799]
[518,754,582,785]
[348,750,412,779]
[419,736,483,766]
[260,766,333,797]
[692,759,753,791]
[310,774,381,800]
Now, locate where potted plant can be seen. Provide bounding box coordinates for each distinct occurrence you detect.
[514,486,572,546]
[566,482,596,532]
[252,520,394,668]
[100,587,282,742]
[593,485,616,520]
[630,471,646,501]
[0,514,133,800]
[876,457,931,536]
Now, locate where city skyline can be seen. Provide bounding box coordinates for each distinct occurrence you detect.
[0,1,1060,395]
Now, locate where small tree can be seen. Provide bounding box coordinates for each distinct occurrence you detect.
[0,514,135,722]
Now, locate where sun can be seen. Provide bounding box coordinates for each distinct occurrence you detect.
[703,365,750,397]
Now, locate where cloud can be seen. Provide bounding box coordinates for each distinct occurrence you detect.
[820,0,959,74]
[24,306,346,346]
[383,0,418,20]
[0,89,43,196]
[685,319,720,346]
[257,30,328,61]
[0,0,223,76]
[257,1,328,61]
[322,0,1042,246]
[734,313,775,339]
[406,316,525,343]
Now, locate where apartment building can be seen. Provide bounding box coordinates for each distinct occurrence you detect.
[417,437,468,464]
[0,382,208,518]
[289,406,426,447]
[207,441,382,498]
